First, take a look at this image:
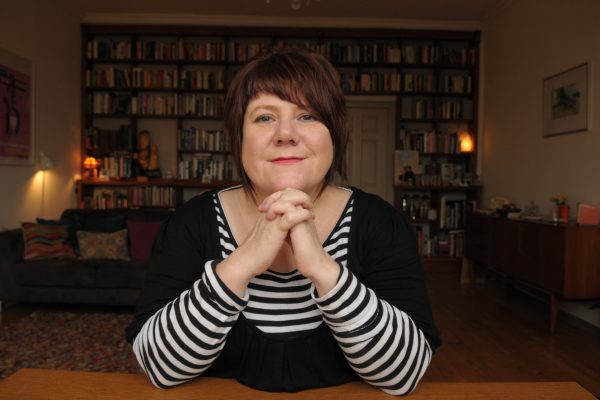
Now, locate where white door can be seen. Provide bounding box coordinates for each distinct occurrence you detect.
[344,100,395,204]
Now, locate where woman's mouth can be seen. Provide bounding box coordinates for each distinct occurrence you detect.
[271,157,305,165]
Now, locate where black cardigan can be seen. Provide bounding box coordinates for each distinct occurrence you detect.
[125,187,441,390]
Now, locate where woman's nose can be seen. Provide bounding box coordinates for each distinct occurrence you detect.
[274,119,298,144]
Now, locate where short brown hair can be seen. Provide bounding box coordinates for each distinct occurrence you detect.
[224,47,348,197]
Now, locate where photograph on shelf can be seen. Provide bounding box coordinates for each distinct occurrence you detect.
[394,149,420,186]
[543,63,589,137]
[0,47,33,165]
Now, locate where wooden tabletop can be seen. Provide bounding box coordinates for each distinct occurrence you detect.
[0,369,595,400]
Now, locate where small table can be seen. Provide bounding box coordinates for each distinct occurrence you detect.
[0,369,596,400]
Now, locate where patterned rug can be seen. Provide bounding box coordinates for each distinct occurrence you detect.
[0,312,141,380]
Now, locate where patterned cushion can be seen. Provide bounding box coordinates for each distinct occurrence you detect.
[22,223,75,260]
[76,229,130,260]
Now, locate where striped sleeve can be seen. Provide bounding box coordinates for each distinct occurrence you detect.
[132,260,249,388]
[313,265,432,396]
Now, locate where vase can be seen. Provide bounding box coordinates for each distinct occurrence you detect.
[558,204,570,221]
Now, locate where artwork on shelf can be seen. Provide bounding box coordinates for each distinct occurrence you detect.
[543,63,589,137]
[0,47,34,165]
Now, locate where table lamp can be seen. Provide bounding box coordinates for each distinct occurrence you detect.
[83,156,99,179]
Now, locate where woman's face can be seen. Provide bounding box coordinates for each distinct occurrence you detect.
[241,93,334,199]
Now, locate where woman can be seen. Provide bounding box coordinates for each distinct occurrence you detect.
[126,47,440,395]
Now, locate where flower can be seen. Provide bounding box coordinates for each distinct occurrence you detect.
[550,195,568,206]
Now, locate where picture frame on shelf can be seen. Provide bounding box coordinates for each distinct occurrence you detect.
[0,47,34,165]
[543,63,590,137]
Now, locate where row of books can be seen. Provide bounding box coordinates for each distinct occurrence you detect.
[97,153,133,179]
[340,72,401,92]
[87,190,129,209]
[403,74,472,94]
[88,93,224,117]
[180,94,224,117]
[440,197,471,229]
[86,67,179,89]
[85,125,133,153]
[179,70,225,90]
[135,39,178,61]
[414,229,465,257]
[131,186,177,208]
[177,154,236,182]
[86,38,476,67]
[180,41,225,61]
[401,99,470,120]
[398,129,462,154]
[403,46,477,66]
[227,42,268,63]
[407,99,435,120]
[178,128,229,152]
[438,100,465,120]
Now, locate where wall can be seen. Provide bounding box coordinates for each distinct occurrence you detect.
[481,0,600,216]
[0,0,83,229]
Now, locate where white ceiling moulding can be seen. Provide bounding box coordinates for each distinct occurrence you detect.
[82,13,482,31]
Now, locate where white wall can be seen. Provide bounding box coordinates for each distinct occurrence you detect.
[0,0,83,229]
[481,0,600,216]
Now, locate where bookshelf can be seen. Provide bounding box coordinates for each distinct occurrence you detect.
[79,25,481,260]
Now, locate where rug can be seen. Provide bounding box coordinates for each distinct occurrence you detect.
[0,312,141,379]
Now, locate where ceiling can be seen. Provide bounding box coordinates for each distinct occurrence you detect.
[80,0,507,23]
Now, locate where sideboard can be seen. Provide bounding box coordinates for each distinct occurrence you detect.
[463,212,600,332]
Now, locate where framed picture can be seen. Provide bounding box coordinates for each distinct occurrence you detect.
[543,63,590,137]
[0,47,34,165]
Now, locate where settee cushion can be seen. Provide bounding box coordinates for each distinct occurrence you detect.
[126,219,163,261]
[12,258,147,290]
[22,223,75,260]
[77,229,130,260]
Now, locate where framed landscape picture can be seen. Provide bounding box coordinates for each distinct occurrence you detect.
[0,47,34,165]
[543,63,589,137]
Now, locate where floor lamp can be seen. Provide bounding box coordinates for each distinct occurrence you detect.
[39,151,54,218]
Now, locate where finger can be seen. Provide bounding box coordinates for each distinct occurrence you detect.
[277,207,315,231]
[259,188,313,212]
[263,200,296,220]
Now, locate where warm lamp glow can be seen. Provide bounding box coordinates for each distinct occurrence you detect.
[83,156,99,169]
[83,156,100,179]
[459,132,474,153]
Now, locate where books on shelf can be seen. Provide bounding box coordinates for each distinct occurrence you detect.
[398,128,460,154]
[131,186,177,208]
[414,226,465,257]
[179,128,228,152]
[85,125,133,153]
[178,153,236,182]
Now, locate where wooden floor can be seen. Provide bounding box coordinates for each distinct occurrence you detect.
[1,264,599,397]
[422,263,600,397]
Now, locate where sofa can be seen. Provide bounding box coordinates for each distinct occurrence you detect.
[0,208,172,309]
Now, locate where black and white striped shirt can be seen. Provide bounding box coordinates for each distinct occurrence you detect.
[132,188,433,395]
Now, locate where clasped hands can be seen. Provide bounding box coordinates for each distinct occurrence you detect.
[217,188,340,297]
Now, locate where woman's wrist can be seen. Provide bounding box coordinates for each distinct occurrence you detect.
[215,251,255,298]
[309,254,341,297]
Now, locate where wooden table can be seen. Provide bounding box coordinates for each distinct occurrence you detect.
[0,369,595,400]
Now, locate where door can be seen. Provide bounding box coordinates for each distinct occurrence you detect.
[344,100,395,204]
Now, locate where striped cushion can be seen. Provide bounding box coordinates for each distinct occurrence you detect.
[22,222,76,259]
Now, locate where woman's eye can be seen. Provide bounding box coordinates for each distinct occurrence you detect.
[255,115,273,123]
[299,114,317,121]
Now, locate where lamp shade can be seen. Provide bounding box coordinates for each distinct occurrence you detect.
[83,156,99,169]
[459,132,474,153]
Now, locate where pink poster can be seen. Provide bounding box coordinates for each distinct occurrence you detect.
[0,58,32,163]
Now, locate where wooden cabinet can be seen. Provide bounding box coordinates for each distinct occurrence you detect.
[464,212,600,331]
